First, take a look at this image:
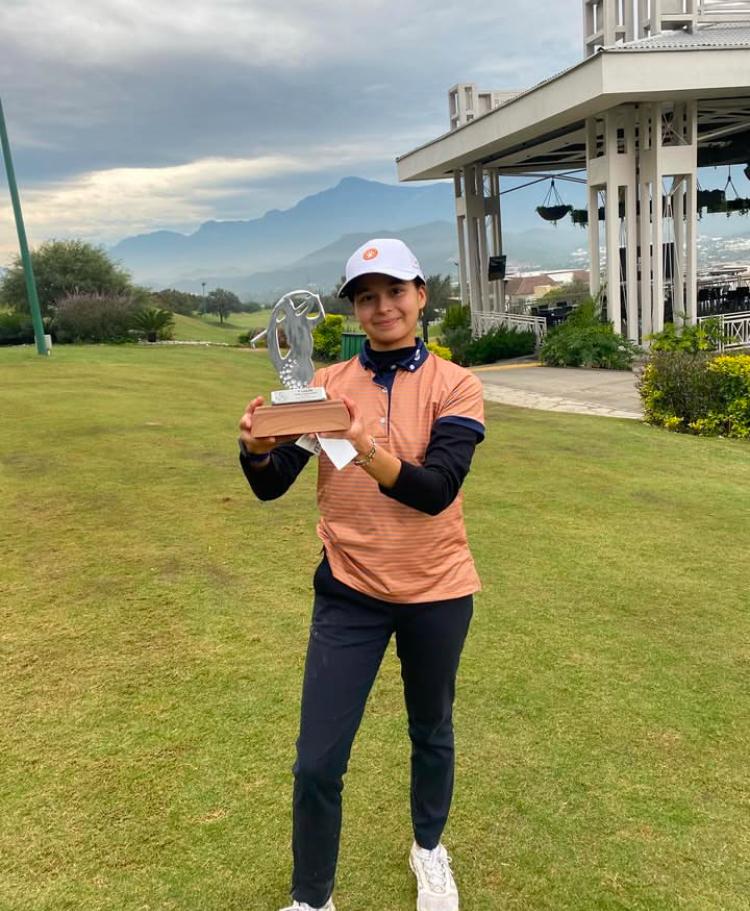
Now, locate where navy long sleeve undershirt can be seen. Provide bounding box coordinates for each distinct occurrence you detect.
[240,344,483,516]
[240,420,481,516]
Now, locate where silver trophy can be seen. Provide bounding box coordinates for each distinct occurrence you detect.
[267,290,326,402]
[251,290,350,438]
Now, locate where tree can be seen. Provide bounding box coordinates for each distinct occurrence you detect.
[151,288,203,315]
[424,274,452,322]
[320,276,352,316]
[205,287,241,324]
[0,239,132,317]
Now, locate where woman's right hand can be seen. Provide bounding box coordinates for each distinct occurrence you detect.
[239,396,298,455]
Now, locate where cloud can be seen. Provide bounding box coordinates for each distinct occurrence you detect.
[0,0,584,259]
[0,0,324,67]
[0,141,416,261]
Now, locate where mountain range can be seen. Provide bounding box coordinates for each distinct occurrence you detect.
[108,175,750,300]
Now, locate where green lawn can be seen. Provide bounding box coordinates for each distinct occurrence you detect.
[171,310,270,344]
[1,344,748,911]
[171,311,361,345]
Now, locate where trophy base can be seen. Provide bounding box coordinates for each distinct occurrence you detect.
[252,399,350,438]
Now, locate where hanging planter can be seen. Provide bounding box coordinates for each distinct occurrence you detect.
[537,204,572,223]
[570,208,589,227]
[722,169,748,217]
[726,197,750,215]
[697,188,723,211]
[704,188,727,214]
[536,179,572,224]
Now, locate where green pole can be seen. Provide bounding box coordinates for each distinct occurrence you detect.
[0,97,47,355]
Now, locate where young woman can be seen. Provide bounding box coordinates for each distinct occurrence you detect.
[238,238,485,911]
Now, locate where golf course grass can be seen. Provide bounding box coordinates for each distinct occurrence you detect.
[170,311,361,346]
[1,343,748,910]
[171,311,270,344]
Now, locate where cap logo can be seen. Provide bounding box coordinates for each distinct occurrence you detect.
[363,247,379,261]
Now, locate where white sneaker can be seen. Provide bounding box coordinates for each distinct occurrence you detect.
[278,900,335,911]
[409,842,459,911]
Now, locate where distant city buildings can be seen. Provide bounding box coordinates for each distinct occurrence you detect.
[504,270,590,310]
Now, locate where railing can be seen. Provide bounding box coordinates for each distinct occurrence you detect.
[698,0,750,19]
[472,311,548,345]
[698,310,750,351]
[697,285,750,318]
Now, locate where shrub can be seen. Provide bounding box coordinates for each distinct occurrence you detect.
[648,318,725,352]
[442,304,471,332]
[131,307,175,342]
[463,326,536,366]
[0,311,35,346]
[53,293,141,343]
[540,298,641,369]
[638,352,750,438]
[441,305,472,365]
[427,341,452,360]
[313,314,345,361]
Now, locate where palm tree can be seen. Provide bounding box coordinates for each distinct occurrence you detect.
[131,307,175,342]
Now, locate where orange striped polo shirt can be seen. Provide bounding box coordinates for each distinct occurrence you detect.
[313,350,484,603]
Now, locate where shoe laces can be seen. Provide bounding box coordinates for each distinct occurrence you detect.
[417,844,453,893]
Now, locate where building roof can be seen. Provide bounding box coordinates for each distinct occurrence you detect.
[506,274,556,296]
[397,21,750,182]
[505,270,591,297]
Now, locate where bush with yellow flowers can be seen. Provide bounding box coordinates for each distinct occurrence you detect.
[638,351,750,438]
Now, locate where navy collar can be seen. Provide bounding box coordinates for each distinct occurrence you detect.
[359,338,429,375]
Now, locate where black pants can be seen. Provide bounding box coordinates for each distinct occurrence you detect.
[291,556,473,907]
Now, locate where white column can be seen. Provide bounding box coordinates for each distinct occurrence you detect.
[624,107,639,343]
[625,0,635,41]
[463,166,484,331]
[453,171,469,308]
[672,176,686,326]
[638,104,654,341]
[685,101,699,324]
[604,112,621,332]
[588,185,601,298]
[586,117,602,298]
[652,104,665,334]
[476,167,491,316]
[650,0,663,34]
[637,0,649,37]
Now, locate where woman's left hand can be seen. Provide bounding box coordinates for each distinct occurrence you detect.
[321,394,371,454]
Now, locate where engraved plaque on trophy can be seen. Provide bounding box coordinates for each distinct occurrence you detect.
[251,290,350,438]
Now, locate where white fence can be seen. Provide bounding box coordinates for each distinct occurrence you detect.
[698,310,750,351]
[472,311,548,346]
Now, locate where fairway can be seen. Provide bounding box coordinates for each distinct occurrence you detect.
[170,311,361,345]
[1,344,748,911]
[171,311,270,344]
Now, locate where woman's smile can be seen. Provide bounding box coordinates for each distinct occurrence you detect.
[352,273,426,351]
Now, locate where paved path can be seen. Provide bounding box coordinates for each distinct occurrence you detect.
[474,360,644,420]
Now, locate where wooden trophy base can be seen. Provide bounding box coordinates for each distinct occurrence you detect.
[252,399,350,438]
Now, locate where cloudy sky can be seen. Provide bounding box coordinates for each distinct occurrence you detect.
[0,0,581,263]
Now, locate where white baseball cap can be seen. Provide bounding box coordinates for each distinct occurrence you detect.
[338,238,425,299]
